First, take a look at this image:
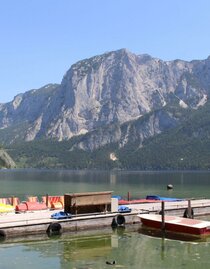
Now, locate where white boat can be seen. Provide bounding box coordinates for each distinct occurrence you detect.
[138,214,210,236]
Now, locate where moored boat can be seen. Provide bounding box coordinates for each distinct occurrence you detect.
[42,195,64,209]
[113,195,161,205]
[15,201,48,212]
[138,214,210,236]
[146,195,184,202]
[0,203,14,213]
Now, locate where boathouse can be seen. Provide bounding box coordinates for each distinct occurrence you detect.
[64,191,113,214]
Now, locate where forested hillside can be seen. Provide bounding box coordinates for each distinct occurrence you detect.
[7,100,210,170]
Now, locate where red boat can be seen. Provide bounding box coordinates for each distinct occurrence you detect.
[138,214,210,236]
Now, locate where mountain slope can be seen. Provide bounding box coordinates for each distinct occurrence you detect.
[68,101,189,151]
[0,49,210,147]
[1,49,210,169]
[7,100,210,170]
[118,100,210,170]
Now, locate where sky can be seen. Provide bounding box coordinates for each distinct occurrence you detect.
[1,0,210,103]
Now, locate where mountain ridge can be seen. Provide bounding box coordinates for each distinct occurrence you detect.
[0,49,210,166]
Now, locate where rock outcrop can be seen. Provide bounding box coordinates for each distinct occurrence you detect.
[0,149,16,168]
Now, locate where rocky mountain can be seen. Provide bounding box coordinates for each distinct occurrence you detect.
[0,49,210,150]
[7,101,210,169]
[0,149,16,169]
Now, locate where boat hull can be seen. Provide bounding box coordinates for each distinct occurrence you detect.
[139,214,210,236]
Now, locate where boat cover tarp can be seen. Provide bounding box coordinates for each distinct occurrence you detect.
[118,205,131,213]
[146,195,184,201]
[51,211,72,219]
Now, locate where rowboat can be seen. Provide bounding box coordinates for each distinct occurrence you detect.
[138,214,210,236]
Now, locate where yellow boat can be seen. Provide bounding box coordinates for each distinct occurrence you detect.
[0,203,14,213]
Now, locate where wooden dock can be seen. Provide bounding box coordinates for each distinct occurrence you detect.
[0,210,139,238]
[1,198,210,239]
[128,198,210,216]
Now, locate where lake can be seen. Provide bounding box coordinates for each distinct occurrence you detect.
[1,169,210,269]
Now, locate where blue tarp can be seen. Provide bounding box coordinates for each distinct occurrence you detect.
[146,195,184,201]
[118,205,132,213]
[51,211,72,219]
[112,195,122,200]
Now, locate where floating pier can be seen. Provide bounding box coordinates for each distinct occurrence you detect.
[0,210,139,238]
[1,195,210,239]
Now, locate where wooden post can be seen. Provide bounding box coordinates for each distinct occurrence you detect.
[46,194,49,207]
[161,237,165,260]
[188,199,192,219]
[127,192,130,201]
[161,201,165,232]
[11,196,14,206]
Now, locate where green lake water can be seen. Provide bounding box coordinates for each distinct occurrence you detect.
[1,169,210,269]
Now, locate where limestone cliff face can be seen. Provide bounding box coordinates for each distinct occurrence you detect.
[0,49,210,148]
[47,49,189,141]
[70,108,180,151]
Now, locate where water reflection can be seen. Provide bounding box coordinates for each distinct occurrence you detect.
[2,226,210,269]
[138,226,210,242]
[110,173,117,185]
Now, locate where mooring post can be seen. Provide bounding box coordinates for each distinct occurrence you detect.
[188,199,192,218]
[161,201,165,232]
[46,194,49,207]
[105,203,107,212]
[127,191,130,201]
[11,196,14,206]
